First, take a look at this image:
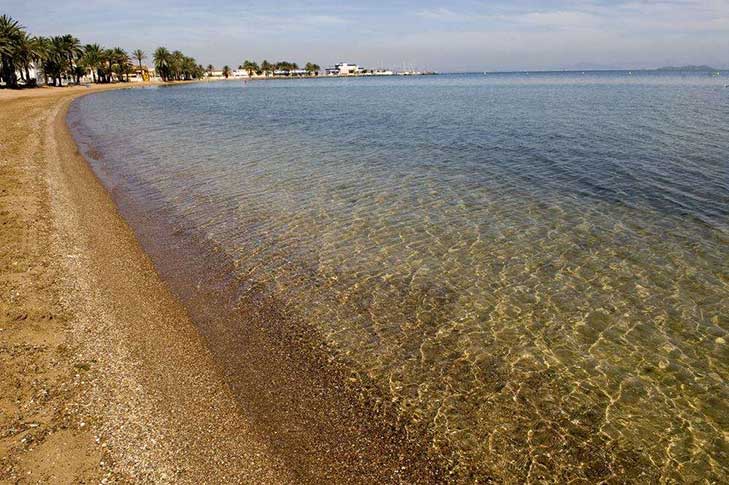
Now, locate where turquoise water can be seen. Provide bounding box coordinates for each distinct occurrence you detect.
[71,72,728,482]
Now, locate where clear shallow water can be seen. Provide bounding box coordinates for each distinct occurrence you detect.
[71,72,728,482]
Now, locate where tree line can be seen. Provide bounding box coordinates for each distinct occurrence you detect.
[153,47,205,82]
[227,60,321,78]
[0,14,205,88]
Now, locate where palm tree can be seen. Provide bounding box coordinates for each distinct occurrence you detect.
[170,50,185,80]
[181,55,196,80]
[241,59,258,77]
[0,15,21,58]
[60,34,83,83]
[305,62,320,76]
[153,46,171,81]
[222,65,231,78]
[274,61,298,75]
[82,43,102,83]
[45,36,72,86]
[14,32,45,85]
[260,59,272,77]
[35,36,52,85]
[0,14,23,88]
[206,64,213,77]
[110,47,130,81]
[132,49,145,69]
[100,48,114,83]
[2,15,207,88]
[196,64,205,79]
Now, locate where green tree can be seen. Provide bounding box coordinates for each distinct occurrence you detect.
[110,47,130,81]
[100,48,115,83]
[14,32,45,85]
[132,49,145,68]
[44,36,72,86]
[82,43,103,83]
[260,59,272,77]
[60,34,83,83]
[195,64,205,79]
[1,15,210,88]
[0,14,23,87]
[305,62,320,76]
[181,55,196,80]
[153,46,171,81]
[222,65,231,78]
[170,50,185,80]
[241,59,258,77]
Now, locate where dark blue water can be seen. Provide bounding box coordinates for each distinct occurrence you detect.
[70,72,729,482]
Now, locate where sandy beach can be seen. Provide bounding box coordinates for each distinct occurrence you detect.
[0,84,296,483]
[0,83,449,484]
[2,0,727,479]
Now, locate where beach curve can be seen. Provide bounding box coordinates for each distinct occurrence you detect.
[1,84,450,483]
[1,84,295,483]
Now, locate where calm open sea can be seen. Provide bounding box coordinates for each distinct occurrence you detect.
[70,72,728,482]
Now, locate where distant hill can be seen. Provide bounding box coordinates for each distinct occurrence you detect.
[656,65,719,72]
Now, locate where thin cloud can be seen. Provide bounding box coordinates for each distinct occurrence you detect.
[3,0,727,71]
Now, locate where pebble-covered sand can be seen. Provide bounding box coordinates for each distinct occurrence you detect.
[1,84,451,484]
[0,85,292,483]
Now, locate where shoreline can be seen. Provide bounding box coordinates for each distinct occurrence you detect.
[2,82,449,482]
[1,83,293,483]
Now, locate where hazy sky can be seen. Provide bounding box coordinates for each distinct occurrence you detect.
[5,1,728,71]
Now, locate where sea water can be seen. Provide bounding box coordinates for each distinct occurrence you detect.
[70,72,729,482]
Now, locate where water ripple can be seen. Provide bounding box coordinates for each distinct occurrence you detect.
[71,72,729,482]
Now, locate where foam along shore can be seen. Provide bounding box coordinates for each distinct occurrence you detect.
[0,83,294,483]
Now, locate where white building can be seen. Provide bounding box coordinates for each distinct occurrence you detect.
[326,63,360,76]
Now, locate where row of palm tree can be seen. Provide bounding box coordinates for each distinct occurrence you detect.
[3,14,324,88]
[1,14,206,88]
[77,43,136,84]
[237,60,321,77]
[153,47,205,81]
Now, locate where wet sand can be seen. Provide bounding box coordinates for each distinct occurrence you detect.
[0,84,448,483]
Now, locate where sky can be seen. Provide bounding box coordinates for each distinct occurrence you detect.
[4,1,728,72]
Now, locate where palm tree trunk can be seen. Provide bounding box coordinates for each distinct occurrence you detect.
[1,56,19,88]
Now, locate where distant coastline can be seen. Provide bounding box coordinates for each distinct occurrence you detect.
[481,66,725,74]
[656,65,720,72]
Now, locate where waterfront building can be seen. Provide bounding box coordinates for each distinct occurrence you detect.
[326,63,360,75]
